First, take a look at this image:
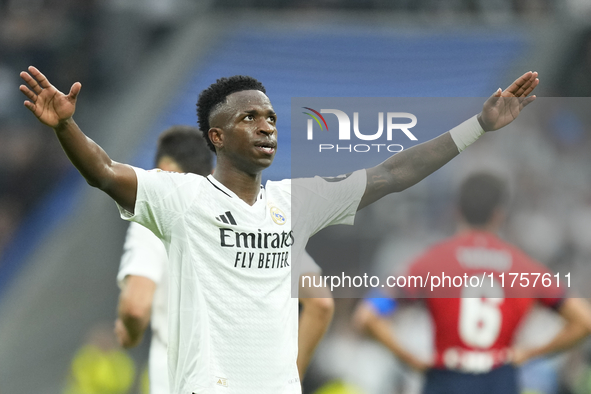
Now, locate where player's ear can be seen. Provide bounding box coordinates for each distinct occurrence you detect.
[490,207,506,229]
[209,127,223,150]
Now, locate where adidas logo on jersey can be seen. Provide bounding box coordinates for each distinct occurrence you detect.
[215,211,237,225]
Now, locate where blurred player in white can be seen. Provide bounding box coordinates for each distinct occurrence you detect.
[115,125,214,393]
[114,126,334,393]
[297,253,335,381]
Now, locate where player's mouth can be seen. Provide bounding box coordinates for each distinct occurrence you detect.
[255,141,277,155]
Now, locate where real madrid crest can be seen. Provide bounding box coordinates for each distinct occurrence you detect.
[270,206,286,225]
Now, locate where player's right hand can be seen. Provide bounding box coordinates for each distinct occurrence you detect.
[114,318,132,348]
[19,66,81,128]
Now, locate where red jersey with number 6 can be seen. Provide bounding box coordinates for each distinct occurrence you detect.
[405,230,564,372]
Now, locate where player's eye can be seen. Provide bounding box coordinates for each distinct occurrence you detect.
[245,115,254,121]
[268,116,276,123]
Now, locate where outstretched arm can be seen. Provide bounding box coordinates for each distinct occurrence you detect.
[358,71,539,210]
[19,66,137,212]
[512,298,591,365]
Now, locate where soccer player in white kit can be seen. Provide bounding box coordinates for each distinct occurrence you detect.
[20,66,538,393]
[115,127,334,393]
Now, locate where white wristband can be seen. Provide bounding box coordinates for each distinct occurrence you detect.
[449,115,485,152]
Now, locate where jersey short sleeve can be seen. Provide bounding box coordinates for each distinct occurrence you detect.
[117,222,167,288]
[117,167,204,242]
[511,247,565,308]
[403,250,434,298]
[291,169,367,238]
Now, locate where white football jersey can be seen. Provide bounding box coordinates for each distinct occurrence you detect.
[117,222,169,394]
[118,168,365,394]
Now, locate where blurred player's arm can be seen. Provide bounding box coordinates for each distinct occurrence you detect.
[358,71,538,210]
[297,273,334,380]
[115,275,157,348]
[353,300,431,372]
[513,298,591,365]
[19,66,137,213]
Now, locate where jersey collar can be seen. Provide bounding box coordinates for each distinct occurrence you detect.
[206,175,264,202]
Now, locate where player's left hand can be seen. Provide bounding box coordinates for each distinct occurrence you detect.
[477,71,539,132]
[509,347,532,366]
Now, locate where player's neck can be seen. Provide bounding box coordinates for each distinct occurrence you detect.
[212,166,262,206]
[457,222,498,235]
[457,210,504,234]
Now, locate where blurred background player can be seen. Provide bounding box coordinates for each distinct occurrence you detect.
[354,172,591,394]
[115,125,334,392]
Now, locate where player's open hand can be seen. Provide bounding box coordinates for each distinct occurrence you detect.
[19,66,81,128]
[478,71,539,132]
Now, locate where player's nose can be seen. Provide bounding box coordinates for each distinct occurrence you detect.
[258,119,276,136]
